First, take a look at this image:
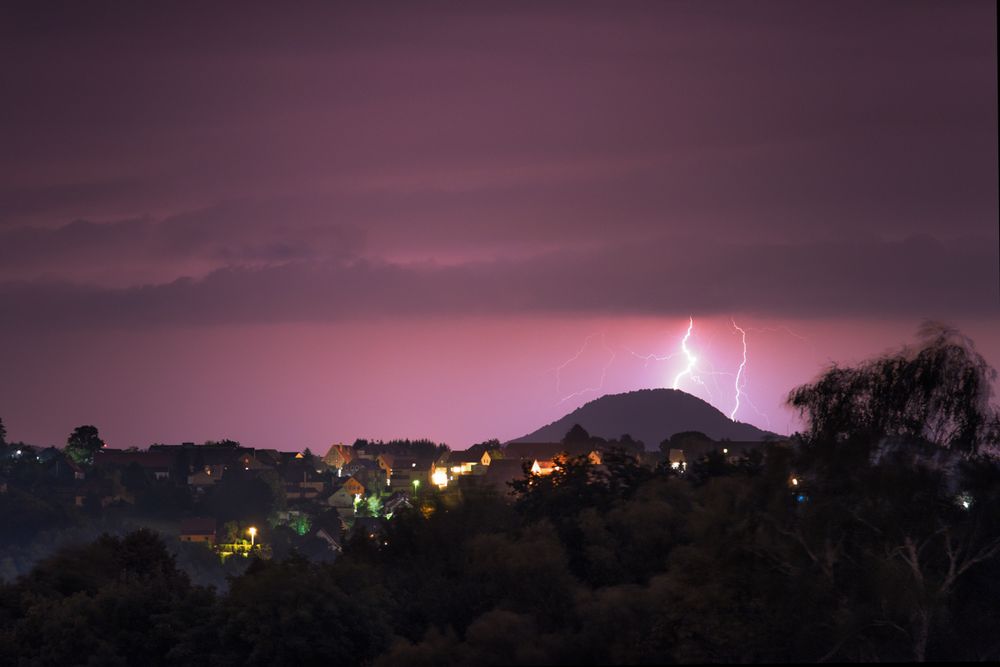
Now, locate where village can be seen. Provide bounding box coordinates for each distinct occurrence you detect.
[1,431,766,563]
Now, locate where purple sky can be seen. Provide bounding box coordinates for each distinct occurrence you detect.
[1,1,997,450]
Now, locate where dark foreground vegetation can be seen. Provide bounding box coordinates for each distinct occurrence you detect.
[2,324,999,665]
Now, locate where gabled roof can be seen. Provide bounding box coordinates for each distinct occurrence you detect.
[94,449,176,470]
[323,444,354,464]
[331,475,364,492]
[281,461,324,483]
[387,457,434,472]
[448,449,486,464]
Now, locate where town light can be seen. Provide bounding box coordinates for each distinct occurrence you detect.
[248,526,257,547]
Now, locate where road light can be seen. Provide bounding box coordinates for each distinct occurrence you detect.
[248,526,257,548]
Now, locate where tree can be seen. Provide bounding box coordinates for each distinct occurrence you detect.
[0,416,7,446]
[661,430,713,456]
[562,424,591,445]
[789,322,998,453]
[781,325,1000,661]
[65,425,104,465]
[203,439,240,448]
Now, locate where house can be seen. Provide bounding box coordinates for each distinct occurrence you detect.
[94,449,176,480]
[282,462,326,500]
[530,458,559,476]
[187,464,226,491]
[327,476,365,509]
[253,449,285,468]
[341,458,378,478]
[387,458,434,490]
[322,443,354,469]
[375,453,396,474]
[383,491,414,514]
[179,517,217,545]
[445,448,493,476]
[504,441,601,464]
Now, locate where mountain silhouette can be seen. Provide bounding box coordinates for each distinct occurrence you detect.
[511,388,777,449]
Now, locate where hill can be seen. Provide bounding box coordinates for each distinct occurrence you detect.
[511,388,777,449]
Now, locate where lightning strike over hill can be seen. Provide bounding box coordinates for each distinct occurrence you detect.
[730,319,748,420]
[671,316,697,390]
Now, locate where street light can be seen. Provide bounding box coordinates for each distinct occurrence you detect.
[412,479,420,494]
[248,526,257,548]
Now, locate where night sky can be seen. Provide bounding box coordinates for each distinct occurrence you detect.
[1,1,996,450]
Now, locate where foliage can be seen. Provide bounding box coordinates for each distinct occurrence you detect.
[65,424,104,466]
[789,322,998,452]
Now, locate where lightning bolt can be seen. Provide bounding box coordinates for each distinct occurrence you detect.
[553,332,617,404]
[730,319,747,420]
[671,316,697,390]
[548,316,786,431]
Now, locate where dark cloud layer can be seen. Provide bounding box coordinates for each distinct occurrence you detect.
[1,233,994,329]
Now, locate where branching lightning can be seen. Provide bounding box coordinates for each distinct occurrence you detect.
[549,316,804,432]
[553,332,617,404]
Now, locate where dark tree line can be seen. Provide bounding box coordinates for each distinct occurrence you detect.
[2,325,998,664]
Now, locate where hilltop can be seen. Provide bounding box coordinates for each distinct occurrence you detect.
[511,388,777,449]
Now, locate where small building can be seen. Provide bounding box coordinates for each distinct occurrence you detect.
[388,458,434,490]
[327,476,365,508]
[282,462,326,500]
[187,464,226,491]
[322,443,354,469]
[94,449,176,480]
[179,518,217,546]
[384,491,414,515]
[530,458,559,476]
[504,441,600,465]
[445,449,493,476]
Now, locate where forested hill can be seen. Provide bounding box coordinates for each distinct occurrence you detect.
[512,388,777,448]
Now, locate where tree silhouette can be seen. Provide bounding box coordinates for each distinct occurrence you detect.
[65,425,104,465]
[789,322,998,453]
[563,424,591,445]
